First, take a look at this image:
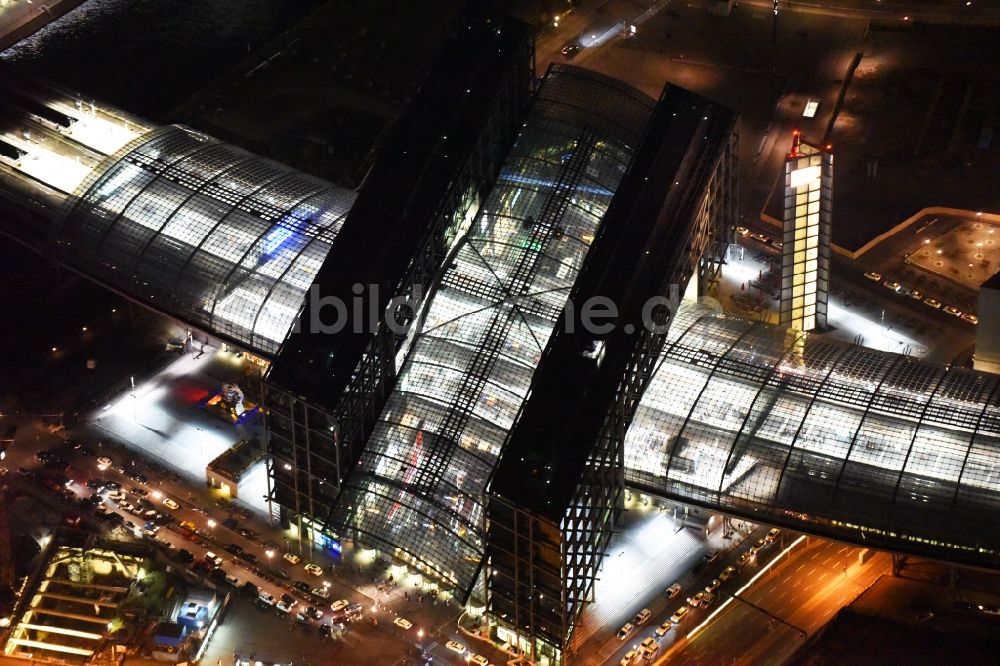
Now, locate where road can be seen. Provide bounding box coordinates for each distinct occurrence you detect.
[659,537,890,665]
[1,420,486,665]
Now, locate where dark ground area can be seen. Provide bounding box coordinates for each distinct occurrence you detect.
[826,22,1000,250]
[791,573,1000,666]
[0,238,173,416]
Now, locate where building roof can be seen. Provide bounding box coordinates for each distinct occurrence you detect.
[626,302,1000,568]
[268,5,532,407]
[326,65,655,593]
[53,124,356,356]
[490,85,737,522]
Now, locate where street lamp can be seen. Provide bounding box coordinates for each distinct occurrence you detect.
[265,549,274,559]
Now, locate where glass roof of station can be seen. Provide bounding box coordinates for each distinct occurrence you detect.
[626,302,1000,561]
[56,125,356,356]
[328,66,655,592]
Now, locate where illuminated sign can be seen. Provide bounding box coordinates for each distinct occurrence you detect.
[789,165,821,189]
[802,99,820,118]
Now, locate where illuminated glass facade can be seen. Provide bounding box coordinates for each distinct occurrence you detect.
[780,135,831,331]
[625,302,1000,568]
[327,66,655,594]
[55,125,356,356]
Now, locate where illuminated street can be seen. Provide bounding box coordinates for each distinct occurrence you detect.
[660,538,890,665]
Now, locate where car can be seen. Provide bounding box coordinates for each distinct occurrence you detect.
[344,603,364,618]
[737,551,752,566]
[633,608,651,625]
[97,456,113,468]
[445,640,466,654]
[179,520,197,532]
[666,583,682,598]
[393,616,412,630]
[259,592,275,605]
[736,226,749,236]
[750,537,767,554]
[619,648,638,665]
[45,457,69,471]
[616,622,635,640]
[283,552,301,565]
[294,611,309,624]
[700,592,716,608]
[304,563,323,576]
[688,591,706,607]
[280,593,297,608]
[162,498,180,510]
[704,579,721,593]
[318,623,331,637]
[923,297,942,309]
[103,481,121,491]
[311,586,330,599]
[276,600,293,614]
[882,280,901,292]
[294,581,312,593]
[117,502,135,513]
[237,527,258,539]
[655,620,672,637]
[943,306,962,317]
[175,549,195,564]
[204,551,223,567]
[863,271,882,282]
[640,637,658,657]
[705,551,720,564]
[86,479,106,491]
[670,607,689,623]
[719,565,738,581]
[129,471,148,484]
[330,599,350,612]
[224,543,244,555]
[961,313,979,325]
[766,528,781,543]
[237,552,259,563]
[130,486,149,497]
[908,289,923,300]
[470,655,489,666]
[560,44,581,59]
[306,606,324,620]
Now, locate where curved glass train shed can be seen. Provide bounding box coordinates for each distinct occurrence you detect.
[327,66,656,593]
[626,302,1000,568]
[54,125,356,356]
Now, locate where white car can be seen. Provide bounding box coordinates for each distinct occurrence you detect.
[470,655,489,666]
[258,592,275,606]
[616,622,635,640]
[670,607,688,623]
[619,648,638,665]
[633,608,651,625]
[311,587,330,599]
[97,456,112,469]
[666,583,682,598]
[283,552,301,564]
[393,617,413,630]
[162,498,179,510]
[445,640,465,654]
[304,563,323,576]
[655,621,672,637]
[330,599,349,612]
[640,637,658,657]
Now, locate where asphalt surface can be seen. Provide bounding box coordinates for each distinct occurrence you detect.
[1,418,487,665]
[660,537,890,665]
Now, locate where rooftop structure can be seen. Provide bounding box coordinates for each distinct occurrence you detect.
[325,65,656,594]
[625,301,1000,570]
[53,124,356,357]
[486,82,738,662]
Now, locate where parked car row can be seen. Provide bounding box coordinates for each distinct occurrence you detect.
[864,272,977,323]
